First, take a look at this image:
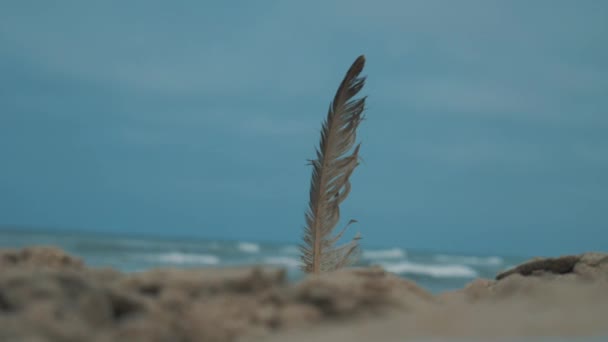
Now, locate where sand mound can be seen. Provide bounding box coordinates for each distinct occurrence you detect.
[1,247,606,341]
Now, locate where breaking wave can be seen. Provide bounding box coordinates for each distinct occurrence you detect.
[153,252,220,265]
[237,242,260,253]
[434,254,503,266]
[362,248,406,260]
[380,261,477,278]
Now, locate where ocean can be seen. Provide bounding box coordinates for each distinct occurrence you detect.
[0,228,527,293]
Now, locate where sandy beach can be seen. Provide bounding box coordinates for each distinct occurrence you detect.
[1,246,607,341]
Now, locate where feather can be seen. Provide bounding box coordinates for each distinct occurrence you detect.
[300,55,367,274]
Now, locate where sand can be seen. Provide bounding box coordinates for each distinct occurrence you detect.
[1,247,607,341]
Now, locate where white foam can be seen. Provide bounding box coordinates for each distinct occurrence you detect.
[263,256,301,268]
[380,261,478,278]
[154,252,220,265]
[363,248,406,260]
[434,254,503,266]
[237,242,260,253]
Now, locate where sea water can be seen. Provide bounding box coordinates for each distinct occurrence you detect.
[0,228,528,293]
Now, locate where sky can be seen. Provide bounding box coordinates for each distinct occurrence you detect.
[1,1,607,256]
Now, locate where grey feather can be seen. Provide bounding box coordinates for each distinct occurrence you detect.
[300,55,367,274]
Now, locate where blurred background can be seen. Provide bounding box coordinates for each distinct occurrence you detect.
[1,1,607,292]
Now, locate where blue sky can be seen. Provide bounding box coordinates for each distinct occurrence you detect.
[1,1,607,256]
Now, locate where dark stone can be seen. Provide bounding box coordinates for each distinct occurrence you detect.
[496,255,580,280]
